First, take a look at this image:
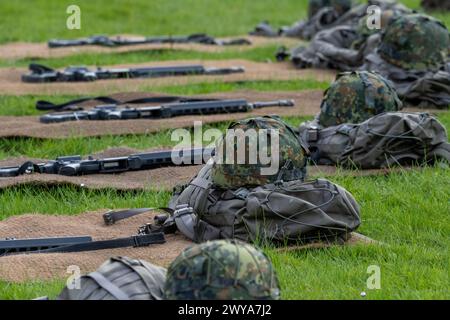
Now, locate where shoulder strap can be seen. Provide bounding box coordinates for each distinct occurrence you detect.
[39,233,165,253]
[36,95,216,112]
[86,271,131,300]
[117,257,166,300]
[103,208,155,225]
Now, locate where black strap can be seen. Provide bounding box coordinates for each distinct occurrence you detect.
[103,208,155,225]
[103,207,174,225]
[36,95,219,112]
[29,63,55,73]
[39,233,165,253]
[36,97,121,111]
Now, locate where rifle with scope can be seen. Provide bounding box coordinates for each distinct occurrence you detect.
[22,63,245,83]
[48,34,251,48]
[0,147,214,177]
[39,98,295,123]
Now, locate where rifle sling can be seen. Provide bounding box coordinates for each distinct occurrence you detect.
[39,233,165,253]
[36,95,218,112]
[103,207,173,225]
[103,208,155,225]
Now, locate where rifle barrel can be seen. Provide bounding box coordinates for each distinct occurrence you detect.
[250,99,295,108]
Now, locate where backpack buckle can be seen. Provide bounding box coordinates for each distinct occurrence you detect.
[103,211,114,225]
[174,204,194,217]
[307,128,319,142]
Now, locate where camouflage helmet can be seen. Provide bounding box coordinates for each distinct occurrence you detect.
[379,13,449,71]
[308,0,352,18]
[352,9,407,49]
[211,115,308,189]
[319,71,402,127]
[163,239,281,300]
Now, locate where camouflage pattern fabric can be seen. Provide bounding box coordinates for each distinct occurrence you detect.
[379,13,449,72]
[351,9,409,50]
[211,115,308,189]
[309,0,352,18]
[361,54,450,109]
[318,71,402,127]
[421,0,450,11]
[281,0,352,39]
[283,25,362,70]
[360,13,450,108]
[163,239,280,300]
[280,1,412,67]
[250,0,352,39]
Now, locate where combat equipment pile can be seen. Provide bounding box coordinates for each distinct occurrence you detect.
[22,63,245,83]
[48,33,251,48]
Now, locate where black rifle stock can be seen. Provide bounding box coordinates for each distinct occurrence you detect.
[40,99,295,123]
[22,63,245,83]
[0,147,214,177]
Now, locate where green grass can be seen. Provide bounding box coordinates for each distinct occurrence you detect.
[0,45,289,68]
[0,80,329,116]
[0,166,448,299]
[0,0,309,44]
[0,185,171,221]
[0,0,447,45]
[0,0,449,300]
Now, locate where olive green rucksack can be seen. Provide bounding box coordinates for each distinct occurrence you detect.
[299,112,450,168]
[168,163,361,245]
[57,256,166,300]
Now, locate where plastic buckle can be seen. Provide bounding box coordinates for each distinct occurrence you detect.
[308,128,319,142]
[103,211,114,225]
[174,204,194,218]
[137,223,153,235]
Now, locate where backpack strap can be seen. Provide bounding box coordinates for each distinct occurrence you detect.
[428,142,450,163]
[85,271,131,300]
[115,257,166,300]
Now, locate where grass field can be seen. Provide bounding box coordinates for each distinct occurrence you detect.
[0,0,449,300]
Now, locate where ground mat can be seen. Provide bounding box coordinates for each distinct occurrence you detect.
[0,147,416,191]
[0,59,337,95]
[0,90,324,138]
[0,211,376,283]
[0,36,303,60]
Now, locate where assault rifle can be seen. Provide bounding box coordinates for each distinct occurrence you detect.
[0,233,165,256]
[48,34,251,48]
[39,99,295,123]
[0,147,214,177]
[22,63,245,83]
